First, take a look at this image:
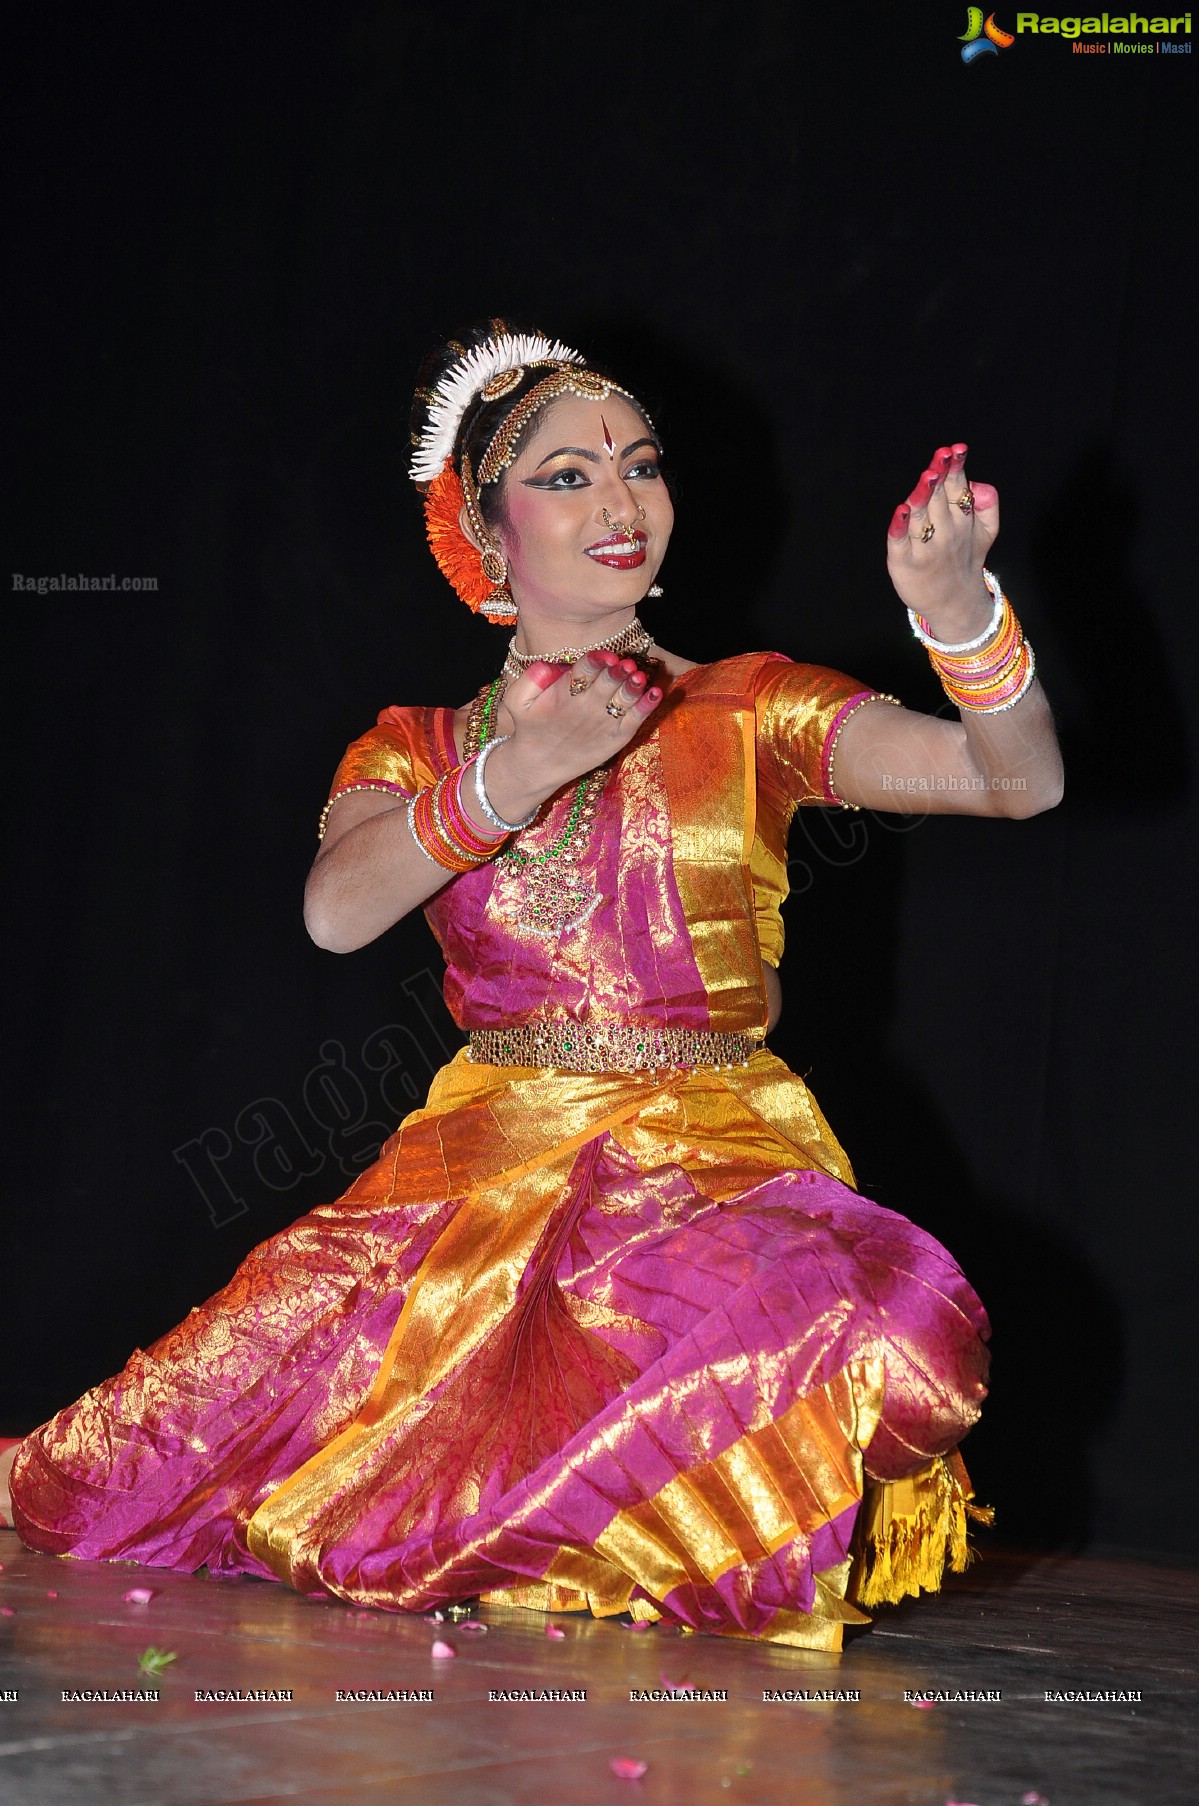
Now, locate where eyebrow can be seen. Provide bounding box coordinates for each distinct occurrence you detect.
[533,436,659,470]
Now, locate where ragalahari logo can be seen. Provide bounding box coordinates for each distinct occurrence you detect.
[960,8,1016,58]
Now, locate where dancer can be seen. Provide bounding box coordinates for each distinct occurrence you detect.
[6,324,1062,1647]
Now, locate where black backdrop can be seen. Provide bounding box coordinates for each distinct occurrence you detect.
[5,3,1195,1559]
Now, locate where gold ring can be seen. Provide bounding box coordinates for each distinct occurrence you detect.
[605,699,627,720]
[956,487,975,513]
[919,522,936,543]
[569,674,590,696]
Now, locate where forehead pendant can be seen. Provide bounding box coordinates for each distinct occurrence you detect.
[601,416,616,459]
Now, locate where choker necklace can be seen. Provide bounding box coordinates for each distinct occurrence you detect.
[502,617,652,679]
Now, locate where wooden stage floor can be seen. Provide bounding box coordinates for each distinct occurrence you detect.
[0,1531,1194,1805]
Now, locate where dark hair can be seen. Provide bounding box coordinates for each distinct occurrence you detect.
[411,318,655,530]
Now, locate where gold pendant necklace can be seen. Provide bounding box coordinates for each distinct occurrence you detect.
[465,678,609,939]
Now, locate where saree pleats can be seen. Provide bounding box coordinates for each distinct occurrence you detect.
[12,1050,989,1648]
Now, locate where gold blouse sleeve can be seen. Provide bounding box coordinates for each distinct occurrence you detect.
[316,707,435,842]
[755,659,901,811]
[748,659,902,969]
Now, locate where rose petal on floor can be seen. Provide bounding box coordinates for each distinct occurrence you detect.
[430,1639,456,1659]
[610,1757,648,1780]
[545,1623,566,1639]
[124,1588,156,1605]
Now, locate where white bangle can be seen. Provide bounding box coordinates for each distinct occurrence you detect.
[474,734,539,834]
[908,567,1006,654]
[406,792,441,866]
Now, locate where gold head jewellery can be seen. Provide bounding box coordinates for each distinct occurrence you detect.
[410,334,587,486]
[421,457,517,621]
[411,329,655,621]
[413,334,588,620]
[457,447,515,620]
[475,368,653,487]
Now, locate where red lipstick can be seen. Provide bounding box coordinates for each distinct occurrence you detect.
[585,530,647,569]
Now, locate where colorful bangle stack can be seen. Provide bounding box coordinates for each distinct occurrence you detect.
[909,568,1036,714]
[407,761,511,874]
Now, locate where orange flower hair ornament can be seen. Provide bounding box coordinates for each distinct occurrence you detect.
[410,330,652,622]
[411,331,586,622]
[422,465,516,621]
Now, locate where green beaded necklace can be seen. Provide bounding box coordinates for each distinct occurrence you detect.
[467,677,608,869]
[464,677,610,937]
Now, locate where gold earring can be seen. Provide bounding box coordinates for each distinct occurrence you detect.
[480,545,507,587]
[479,544,516,619]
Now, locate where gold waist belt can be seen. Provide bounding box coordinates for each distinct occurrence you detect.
[466,1023,759,1075]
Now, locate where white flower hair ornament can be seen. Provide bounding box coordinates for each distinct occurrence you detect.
[412,330,647,622]
[409,332,585,485]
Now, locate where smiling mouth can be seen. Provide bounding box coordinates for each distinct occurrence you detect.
[585,531,647,566]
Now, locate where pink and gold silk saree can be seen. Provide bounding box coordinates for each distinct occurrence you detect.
[12,654,991,1649]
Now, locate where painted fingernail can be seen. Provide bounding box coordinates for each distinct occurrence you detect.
[645,686,662,701]
[952,443,968,460]
[629,671,646,687]
[937,449,953,467]
[888,505,911,538]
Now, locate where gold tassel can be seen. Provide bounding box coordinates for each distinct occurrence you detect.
[849,1449,993,1610]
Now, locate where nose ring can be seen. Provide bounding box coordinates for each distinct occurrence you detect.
[602,507,640,544]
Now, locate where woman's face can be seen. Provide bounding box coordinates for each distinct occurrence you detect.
[487,392,673,619]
